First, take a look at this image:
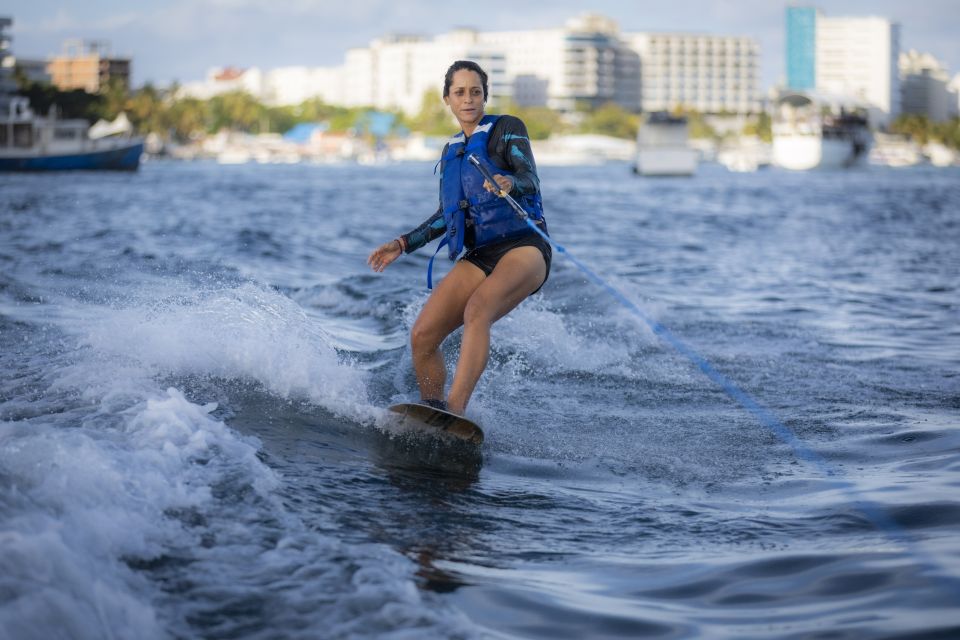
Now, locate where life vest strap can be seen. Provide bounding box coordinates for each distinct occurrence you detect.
[427,236,449,290]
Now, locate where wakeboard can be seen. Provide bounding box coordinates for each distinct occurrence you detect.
[387,403,484,445]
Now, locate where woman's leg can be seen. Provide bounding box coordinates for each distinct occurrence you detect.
[410,260,486,402]
[447,246,546,414]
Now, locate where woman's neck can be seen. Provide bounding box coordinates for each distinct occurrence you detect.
[460,114,484,137]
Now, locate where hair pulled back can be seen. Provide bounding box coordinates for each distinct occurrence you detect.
[443,60,489,101]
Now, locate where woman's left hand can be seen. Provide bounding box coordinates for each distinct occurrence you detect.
[367,238,403,272]
[483,174,514,196]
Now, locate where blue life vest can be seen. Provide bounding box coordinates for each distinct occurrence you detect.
[436,115,543,262]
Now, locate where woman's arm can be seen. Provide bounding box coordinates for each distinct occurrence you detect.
[400,208,445,254]
[489,115,540,196]
[368,140,453,272]
[367,207,445,272]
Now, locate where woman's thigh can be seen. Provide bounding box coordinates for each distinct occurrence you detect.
[412,259,487,343]
[464,246,546,326]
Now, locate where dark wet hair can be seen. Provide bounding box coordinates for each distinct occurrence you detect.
[443,60,488,101]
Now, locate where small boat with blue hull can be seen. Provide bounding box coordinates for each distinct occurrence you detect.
[0,96,144,172]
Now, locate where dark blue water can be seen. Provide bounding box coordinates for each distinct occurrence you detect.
[1,160,958,639]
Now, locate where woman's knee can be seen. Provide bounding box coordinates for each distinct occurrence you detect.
[411,317,444,353]
[462,295,495,330]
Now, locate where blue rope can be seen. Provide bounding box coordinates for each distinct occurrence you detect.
[464,154,959,595]
[527,215,960,595]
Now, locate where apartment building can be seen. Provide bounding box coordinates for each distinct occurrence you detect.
[179,66,263,101]
[816,15,900,124]
[785,7,900,125]
[0,17,16,110]
[185,13,759,118]
[786,6,817,91]
[336,14,746,115]
[628,32,761,114]
[335,30,507,114]
[302,14,640,115]
[261,66,344,107]
[900,50,957,121]
[47,39,131,93]
[479,14,640,112]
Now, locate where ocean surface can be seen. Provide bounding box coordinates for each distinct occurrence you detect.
[1,159,958,639]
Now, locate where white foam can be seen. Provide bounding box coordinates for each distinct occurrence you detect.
[0,275,487,637]
[75,282,376,423]
[2,383,475,638]
[490,299,635,373]
[0,387,269,640]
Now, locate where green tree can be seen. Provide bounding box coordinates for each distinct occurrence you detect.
[411,89,455,135]
[514,106,564,140]
[891,113,932,145]
[17,82,103,122]
[329,108,366,133]
[743,111,772,142]
[97,77,130,121]
[295,98,348,124]
[671,107,717,140]
[578,102,639,139]
[125,83,167,133]
[936,118,960,149]
[264,104,299,134]
[208,90,264,132]
[166,97,208,141]
[492,100,566,140]
[285,98,367,133]
[895,115,960,150]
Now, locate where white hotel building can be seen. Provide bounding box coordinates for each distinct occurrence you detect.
[815,14,900,125]
[184,14,761,116]
[476,14,642,112]
[628,33,761,113]
[786,8,901,126]
[899,50,957,122]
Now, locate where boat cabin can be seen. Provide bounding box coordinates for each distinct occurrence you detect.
[1,97,95,155]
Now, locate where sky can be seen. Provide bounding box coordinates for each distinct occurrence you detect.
[7,0,960,90]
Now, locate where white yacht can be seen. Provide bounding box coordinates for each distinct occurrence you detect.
[633,111,698,176]
[772,93,871,171]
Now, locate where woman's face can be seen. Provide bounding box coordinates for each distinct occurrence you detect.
[444,69,485,129]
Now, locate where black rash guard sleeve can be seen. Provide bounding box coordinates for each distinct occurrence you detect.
[400,207,445,254]
[486,115,540,197]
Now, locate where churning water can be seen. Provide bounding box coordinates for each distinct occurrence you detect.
[1,160,958,639]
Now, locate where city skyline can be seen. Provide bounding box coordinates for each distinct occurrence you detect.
[8,0,960,91]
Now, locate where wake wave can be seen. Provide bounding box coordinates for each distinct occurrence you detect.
[76,282,375,423]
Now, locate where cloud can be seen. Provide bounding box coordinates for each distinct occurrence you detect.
[24,7,138,34]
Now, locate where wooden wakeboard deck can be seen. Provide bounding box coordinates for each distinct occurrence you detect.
[387,403,484,445]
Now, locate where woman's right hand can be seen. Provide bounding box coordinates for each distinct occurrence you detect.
[367,238,403,272]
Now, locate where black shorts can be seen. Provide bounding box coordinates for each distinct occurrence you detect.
[461,221,552,294]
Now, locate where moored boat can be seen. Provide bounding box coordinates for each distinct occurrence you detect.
[0,96,144,171]
[634,111,699,176]
[772,93,871,171]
